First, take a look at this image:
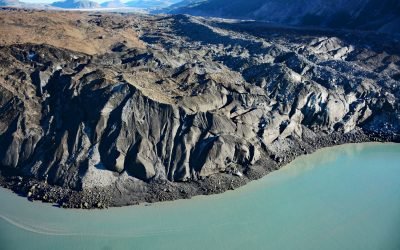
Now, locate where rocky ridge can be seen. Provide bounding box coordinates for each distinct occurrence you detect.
[169,0,400,34]
[51,0,100,9]
[0,10,399,208]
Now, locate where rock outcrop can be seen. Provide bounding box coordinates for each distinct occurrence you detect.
[0,10,399,207]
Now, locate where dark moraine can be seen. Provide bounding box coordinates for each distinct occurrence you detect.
[0,9,399,208]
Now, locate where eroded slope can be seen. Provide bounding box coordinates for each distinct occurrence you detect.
[0,10,399,207]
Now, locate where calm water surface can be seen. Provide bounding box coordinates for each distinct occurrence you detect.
[0,143,400,250]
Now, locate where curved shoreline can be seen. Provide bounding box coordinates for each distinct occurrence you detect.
[2,141,400,250]
[0,9,399,210]
[0,130,398,209]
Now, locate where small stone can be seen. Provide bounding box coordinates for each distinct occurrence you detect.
[233,171,243,177]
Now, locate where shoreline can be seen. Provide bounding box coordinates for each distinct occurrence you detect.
[0,9,399,211]
[1,130,398,209]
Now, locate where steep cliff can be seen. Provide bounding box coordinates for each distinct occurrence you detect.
[0,10,399,207]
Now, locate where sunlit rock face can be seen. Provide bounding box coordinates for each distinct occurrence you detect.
[0,11,399,200]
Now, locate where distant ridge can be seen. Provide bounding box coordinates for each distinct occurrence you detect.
[101,0,125,8]
[0,0,51,8]
[0,0,22,7]
[125,0,181,9]
[169,0,400,34]
[0,0,181,10]
[51,0,100,9]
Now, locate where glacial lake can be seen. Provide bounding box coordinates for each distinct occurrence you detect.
[0,143,400,250]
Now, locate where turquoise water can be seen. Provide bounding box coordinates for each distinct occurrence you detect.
[0,143,400,250]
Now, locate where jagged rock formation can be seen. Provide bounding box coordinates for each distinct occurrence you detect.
[0,9,399,207]
[169,0,400,34]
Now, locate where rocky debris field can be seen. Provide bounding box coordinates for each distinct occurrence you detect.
[0,9,399,208]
